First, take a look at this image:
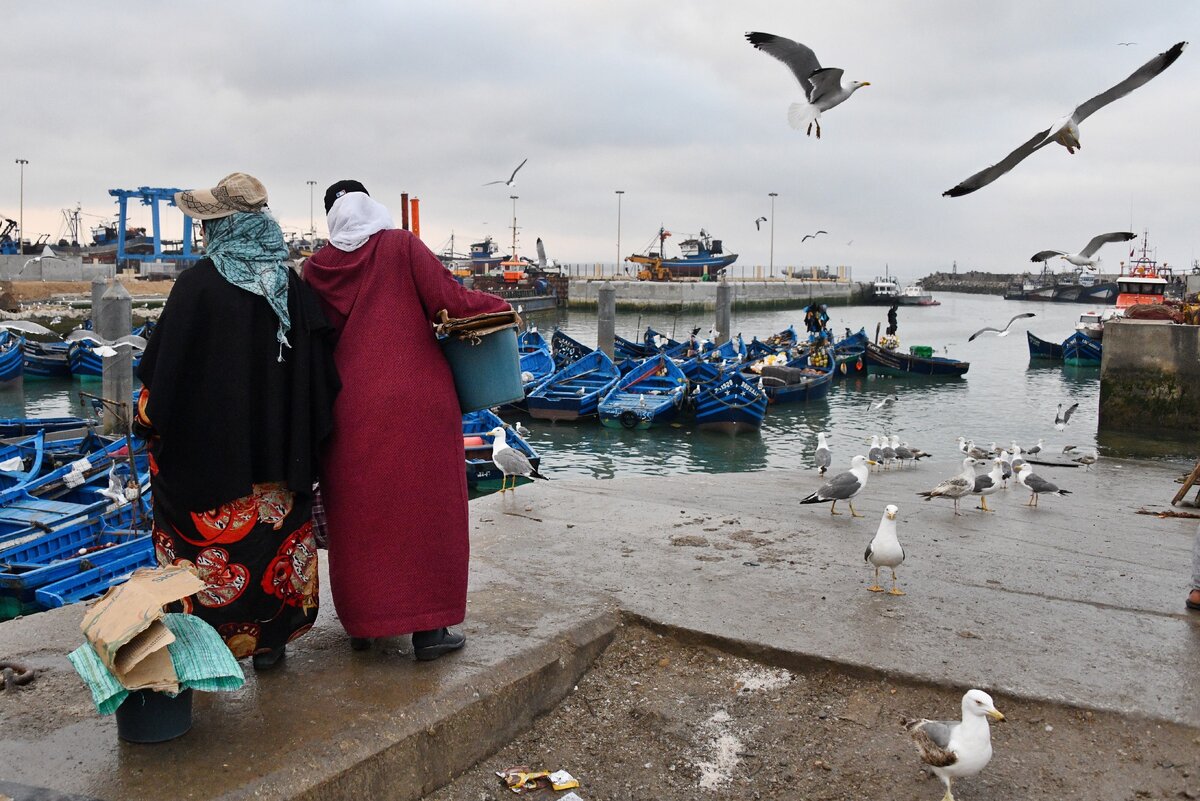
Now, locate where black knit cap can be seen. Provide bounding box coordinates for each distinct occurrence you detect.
[323,180,370,213]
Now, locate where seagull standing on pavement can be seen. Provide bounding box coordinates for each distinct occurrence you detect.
[814,431,832,475]
[1015,464,1071,507]
[918,458,978,516]
[800,454,871,517]
[972,459,1005,512]
[864,504,905,595]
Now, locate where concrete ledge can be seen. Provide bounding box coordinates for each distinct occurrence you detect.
[566,279,857,311]
[1101,320,1200,431]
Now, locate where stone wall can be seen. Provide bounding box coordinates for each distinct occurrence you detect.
[1099,320,1200,432]
[0,255,111,281]
[567,279,859,311]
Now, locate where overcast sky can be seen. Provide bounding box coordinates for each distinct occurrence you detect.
[2,1,1197,280]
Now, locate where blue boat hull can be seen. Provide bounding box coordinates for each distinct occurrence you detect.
[526,351,621,421]
[0,335,23,383]
[1062,332,1102,365]
[685,362,767,433]
[23,342,70,378]
[1027,331,1064,361]
[598,355,688,429]
[759,366,834,405]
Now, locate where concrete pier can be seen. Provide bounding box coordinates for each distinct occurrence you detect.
[2,453,1196,800]
[568,278,858,311]
[1100,319,1200,431]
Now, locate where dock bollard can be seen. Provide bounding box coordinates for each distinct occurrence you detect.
[597,283,616,359]
[95,280,132,341]
[714,282,732,346]
[101,346,133,435]
[90,275,108,329]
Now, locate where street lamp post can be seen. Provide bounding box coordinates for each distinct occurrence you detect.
[768,192,778,279]
[306,180,317,244]
[15,159,28,256]
[615,190,624,279]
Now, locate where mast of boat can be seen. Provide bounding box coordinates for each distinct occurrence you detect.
[509,195,519,263]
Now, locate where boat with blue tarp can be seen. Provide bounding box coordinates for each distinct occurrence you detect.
[598,354,689,430]
[526,350,621,421]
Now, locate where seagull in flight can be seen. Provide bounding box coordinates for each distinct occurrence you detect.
[944,41,1187,196]
[483,158,528,187]
[745,31,870,138]
[967,312,1036,341]
[801,230,828,242]
[1031,232,1136,268]
[754,216,768,231]
[1055,402,1079,431]
[1117,42,1138,46]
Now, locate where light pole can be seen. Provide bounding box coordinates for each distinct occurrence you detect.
[306,180,317,243]
[509,195,519,261]
[15,159,28,256]
[615,190,625,278]
[768,192,778,279]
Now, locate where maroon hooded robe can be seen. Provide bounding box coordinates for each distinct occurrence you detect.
[304,229,510,637]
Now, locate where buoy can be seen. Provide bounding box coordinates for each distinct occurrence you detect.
[463,436,486,448]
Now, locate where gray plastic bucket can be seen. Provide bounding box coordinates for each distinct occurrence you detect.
[115,688,193,743]
[440,327,524,413]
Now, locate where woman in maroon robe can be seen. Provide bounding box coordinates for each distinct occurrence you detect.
[304,181,510,660]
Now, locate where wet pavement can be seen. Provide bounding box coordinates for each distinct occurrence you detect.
[1,454,1197,800]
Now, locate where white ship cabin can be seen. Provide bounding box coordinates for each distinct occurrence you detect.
[872,276,899,298]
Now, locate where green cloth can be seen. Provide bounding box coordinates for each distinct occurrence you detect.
[68,613,245,715]
[203,211,292,355]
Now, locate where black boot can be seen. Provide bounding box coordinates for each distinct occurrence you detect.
[251,646,286,671]
[411,628,465,661]
[349,637,373,652]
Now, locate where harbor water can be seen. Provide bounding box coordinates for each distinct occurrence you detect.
[1,293,1191,485]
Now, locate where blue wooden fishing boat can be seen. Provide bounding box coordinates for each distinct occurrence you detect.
[35,545,156,608]
[0,416,90,438]
[863,341,969,377]
[0,433,45,493]
[0,506,148,603]
[642,327,682,353]
[23,340,70,378]
[1062,331,1102,366]
[68,338,144,379]
[462,409,540,491]
[526,350,621,421]
[0,331,24,383]
[614,334,654,361]
[1027,331,1065,361]
[517,328,549,355]
[714,334,748,365]
[682,360,767,434]
[518,346,556,395]
[830,328,869,378]
[753,358,835,405]
[598,354,689,430]
[550,329,593,369]
[763,325,799,349]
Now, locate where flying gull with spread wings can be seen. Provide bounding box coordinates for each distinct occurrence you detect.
[1031,231,1136,268]
[944,42,1187,196]
[483,158,528,187]
[968,312,1036,341]
[745,31,870,138]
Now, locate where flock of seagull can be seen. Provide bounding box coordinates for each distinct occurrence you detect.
[745,32,1188,198]
[796,399,1097,798]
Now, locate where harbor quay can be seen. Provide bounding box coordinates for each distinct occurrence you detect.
[2,455,1197,800]
[1101,319,1200,431]
[566,276,861,312]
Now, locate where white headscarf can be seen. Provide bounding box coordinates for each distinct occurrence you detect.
[327,192,395,252]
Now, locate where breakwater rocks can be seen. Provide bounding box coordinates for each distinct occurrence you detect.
[920,270,1015,295]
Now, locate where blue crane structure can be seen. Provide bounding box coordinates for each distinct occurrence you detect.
[108,187,201,267]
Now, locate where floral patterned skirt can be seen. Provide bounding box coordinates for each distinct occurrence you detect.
[151,481,319,658]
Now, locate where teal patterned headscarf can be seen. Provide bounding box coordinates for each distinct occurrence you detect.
[203,211,292,358]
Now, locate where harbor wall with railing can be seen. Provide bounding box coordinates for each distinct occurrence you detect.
[1099,319,1200,432]
[0,255,111,281]
[566,278,861,311]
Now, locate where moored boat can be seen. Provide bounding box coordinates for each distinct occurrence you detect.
[598,354,689,429]
[0,331,24,383]
[682,360,767,434]
[1062,331,1102,366]
[863,341,969,377]
[831,328,868,378]
[550,330,592,369]
[897,283,940,306]
[1026,331,1065,362]
[626,227,737,280]
[526,350,621,421]
[462,409,540,491]
[753,357,834,405]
